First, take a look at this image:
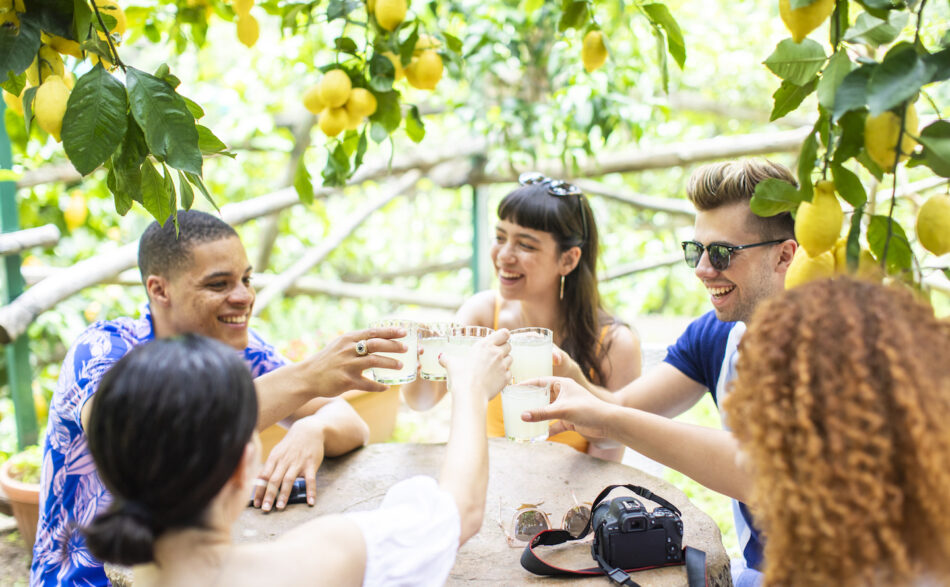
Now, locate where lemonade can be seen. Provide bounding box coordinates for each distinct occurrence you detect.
[509,327,553,384]
[444,326,494,391]
[370,319,417,384]
[501,384,550,442]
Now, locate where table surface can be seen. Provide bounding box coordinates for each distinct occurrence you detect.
[233,439,733,586]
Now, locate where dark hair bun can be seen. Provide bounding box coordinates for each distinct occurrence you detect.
[82,507,156,566]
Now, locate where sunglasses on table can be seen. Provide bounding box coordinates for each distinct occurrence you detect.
[681,239,786,271]
[497,493,592,547]
[518,172,589,245]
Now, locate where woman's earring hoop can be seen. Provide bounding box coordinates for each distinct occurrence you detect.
[559,275,565,300]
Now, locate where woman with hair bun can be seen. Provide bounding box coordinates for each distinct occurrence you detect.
[83,331,511,586]
[723,277,950,586]
[403,173,641,460]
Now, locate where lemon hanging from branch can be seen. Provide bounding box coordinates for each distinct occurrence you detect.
[785,247,835,289]
[582,30,608,73]
[34,75,70,142]
[302,85,325,114]
[318,69,352,108]
[795,180,843,257]
[236,13,259,47]
[405,50,442,90]
[915,194,950,256]
[864,103,918,172]
[779,0,834,43]
[318,107,349,137]
[382,51,405,80]
[375,0,406,31]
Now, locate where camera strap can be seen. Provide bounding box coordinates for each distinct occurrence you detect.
[519,484,707,587]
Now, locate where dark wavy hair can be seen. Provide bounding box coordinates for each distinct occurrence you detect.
[498,181,614,384]
[82,334,258,566]
[724,278,950,586]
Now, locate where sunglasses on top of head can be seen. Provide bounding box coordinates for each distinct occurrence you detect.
[681,239,786,271]
[517,172,588,244]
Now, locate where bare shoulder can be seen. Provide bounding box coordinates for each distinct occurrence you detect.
[455,290,497,327]
[600,322,643,390]
[605,322,641,353]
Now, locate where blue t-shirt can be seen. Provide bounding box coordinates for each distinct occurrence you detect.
[30,307,285,587]
[663,311,764,576]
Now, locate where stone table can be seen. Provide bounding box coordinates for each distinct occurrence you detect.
[109,440,732,586]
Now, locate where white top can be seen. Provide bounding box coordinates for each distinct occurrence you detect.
[345,475,461,587]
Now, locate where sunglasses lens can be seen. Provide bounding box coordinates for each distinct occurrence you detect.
[514,510,549,542]
[519,172,547,186]
[548,181,581,197]
[563,505,591,538]
[682,242,702,268]
[708,245,731,270]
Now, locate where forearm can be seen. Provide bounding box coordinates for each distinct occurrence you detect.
[400,377,448,411]
[603,406,751,501]
[439,386,489,545]
[303,398,370,456]
[255,362,317,429]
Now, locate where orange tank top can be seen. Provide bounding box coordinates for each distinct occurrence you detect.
[487,295,609,454]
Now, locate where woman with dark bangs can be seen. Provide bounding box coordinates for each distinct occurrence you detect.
[403,174,641,460]
[723,277,950,586]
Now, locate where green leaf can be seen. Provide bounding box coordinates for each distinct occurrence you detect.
[153,64,181,89]
[126,67,203,175]
[335,36,359,54]
[830,164,867,206]
[856,150,884,180]
[798,130,819,201]
[558,0,588,32]
[832,110,866,164]
[0,15,41,76]
[867,45,937,116]
[770,78,817,121]
[177,171,195,210]
[926,47,950,84]
[72,0,92,44]
[833,65,873,122]
[106,167,134,215]
[443,33,463,54]
[817,51,854,110]
[196,125,232,157]
[2,71,26,96]
[764,39,827,86]
[368,52,395,93]
[843,11,908,46]
[855,0,891,16]
[405,105,425,143]
[162,163,178,216]
[61,65,129,176]
[650,26,669,94]
[370,121,388,144]
[867,214,913,272]
[293,158,314,205]
[845,205,864,271]
[789,0,819,9]
[368,90,401,134]
[327,0,361,21]
[182,96,205,120]
[915,120,950,178]
[399,26,419,67]
[184,171,219,210]
[321,144,350,186]
[751,178,803,216]
[21,86,37,135]
[642,3,686,69]
[108,117,147,206]
[141,159,173,224]
[354,129,368,170]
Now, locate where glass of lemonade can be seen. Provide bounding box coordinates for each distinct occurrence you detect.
[509,327,553,384]
[418,322,458,381]
[444,326,495,390]
[501,384,550,442]
[369,319,417,385]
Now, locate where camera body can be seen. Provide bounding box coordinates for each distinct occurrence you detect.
[591,496,684,569]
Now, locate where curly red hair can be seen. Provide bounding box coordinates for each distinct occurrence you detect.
[724,277,950,586]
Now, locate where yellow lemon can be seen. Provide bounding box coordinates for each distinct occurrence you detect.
[318,69,352,108]
[779,0,834,43]
[405,50,442,90]
[414,33,441,52]
[375,0,406,31]
[915,194,950,256]
[582,30,608,73]
[233,0,253,15]
[382,51,405,80]
[26,46,65,85]
[43,33,82,59]
[785,247,835,289]
[89,52,114,69]
[864,103,918,172]
[856,250,882,282]
[97,0,127,36]
[345,88,377,118]
[344,108,363,131]
[236,13,259,47]
[3,89,23,116]
[33,387,49,424]
[64,192,88,231]
[34,75,70,142]
[318,107,349,137]
[795,180,843,257]
[832,236,847,273]
[63,71,75,90]
[302,84,325,114]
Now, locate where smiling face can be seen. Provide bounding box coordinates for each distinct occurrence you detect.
[491,219,577,301]
[148,236,255,350]
[692,202,792,323]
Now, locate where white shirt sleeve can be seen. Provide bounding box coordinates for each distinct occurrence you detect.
[344,475,461,587]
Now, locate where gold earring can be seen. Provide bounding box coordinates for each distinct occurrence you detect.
[559,275,565,300]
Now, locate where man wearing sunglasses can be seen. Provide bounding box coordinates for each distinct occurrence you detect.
[524,159,798,587]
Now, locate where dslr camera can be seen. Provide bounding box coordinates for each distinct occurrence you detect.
[591,495,684,569]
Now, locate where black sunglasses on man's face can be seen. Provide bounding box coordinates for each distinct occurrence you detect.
[681,239,785,271]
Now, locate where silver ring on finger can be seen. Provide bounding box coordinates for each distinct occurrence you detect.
[355,339,369,356]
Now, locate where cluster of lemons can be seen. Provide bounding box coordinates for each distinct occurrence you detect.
[302,70,379,137]
[232,0,259,48]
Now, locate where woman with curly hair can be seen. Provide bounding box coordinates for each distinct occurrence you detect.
[723,277,950,586]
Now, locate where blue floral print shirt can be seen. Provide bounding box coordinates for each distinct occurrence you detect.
[30,307,285,586]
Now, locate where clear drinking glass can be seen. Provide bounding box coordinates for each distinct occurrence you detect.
[418,322,458,381]
[501,384,550,442]
[369,319,417,385]
[509,327,553,384]
[444,326,495,391]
